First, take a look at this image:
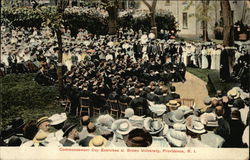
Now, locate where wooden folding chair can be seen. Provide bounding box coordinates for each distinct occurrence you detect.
[134,106,144,116]
[119,101,129,118]
[60,98,71,113]
[78,97,91,117]
[181,98,195,107]
[107,99,119,119]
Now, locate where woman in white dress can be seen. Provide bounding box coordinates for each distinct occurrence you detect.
[214,48,221,71]
[182,46,188,66]
[201,46,208,69]
[210,47,217,70]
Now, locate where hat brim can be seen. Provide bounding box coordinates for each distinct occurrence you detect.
[166,103,180,108]
[50,117,67,126]
[113,119,133,135]
[89,137,108,147]
[63,124,77,137]
[144,118,164,135]
[163,112,174,127]
[227,91,240,99]
[36,118,52,128]
[171,114,185,124]
[186,126,206,134]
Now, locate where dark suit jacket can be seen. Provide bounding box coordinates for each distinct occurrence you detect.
[63,139,76,146]
[129,97,149,116]
[158,95,172,104]
[119,94,132,104]
[215,118,230,146]
[169,93,180,99]
[79,136,93,147]
[228,120,245,147]
[146,93,157,102]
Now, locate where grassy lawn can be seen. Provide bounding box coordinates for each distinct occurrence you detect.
[187,67,239,96]
[1,73,65,128]
[187,67,218,82]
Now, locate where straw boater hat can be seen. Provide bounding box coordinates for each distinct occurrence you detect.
[89,136,108,147]
[111,119,133,135]
[33,130,48,143]
[144,117,164,135]
[36,117,51,128]
[48,113,67,126]
[227,89,240,99]
[166,100,180,111]
[124,129,152,147]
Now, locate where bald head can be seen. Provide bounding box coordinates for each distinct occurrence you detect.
[81,116,90,126]
[215,106,224,116]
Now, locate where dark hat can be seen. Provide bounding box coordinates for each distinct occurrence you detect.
[11,118,25,130]
[8,136,22,146]
[1,126,15,140]
[62,124,77,137]
[124,129,152,147]
[244,98,249,106]
[233,99,245,109]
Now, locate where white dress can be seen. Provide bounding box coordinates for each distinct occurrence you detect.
[215,49,221,70]
[201,49,208,69]
[210,49,217,70]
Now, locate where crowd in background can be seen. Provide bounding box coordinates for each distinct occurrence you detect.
[0,24,249,148]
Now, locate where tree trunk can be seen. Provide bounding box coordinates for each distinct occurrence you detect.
[108,17,117,35]
[107,6,118,35]
[221,0,234,46]
[202,0,209,41]
[150,11,157,38]
[142,0,158,38]
[55,30,63,98]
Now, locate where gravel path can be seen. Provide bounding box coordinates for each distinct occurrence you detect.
[172,72,209,109]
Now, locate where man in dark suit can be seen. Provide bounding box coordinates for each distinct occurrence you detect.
[129,88,149,116]
[157,87,172,104]
[146,87,158,102]
[214,106,231,147]
[220,48,230,82]
[169,86,180,100]
[62,124,79,147]
[118,87,132,104]
[228,110,245,148]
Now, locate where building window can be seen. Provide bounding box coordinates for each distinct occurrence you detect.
[165,0,170,6]
[183,12,188,29]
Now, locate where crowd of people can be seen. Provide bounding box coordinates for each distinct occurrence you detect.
[1,24,249,148]
[1,24,249,88]
[1,87,249,148]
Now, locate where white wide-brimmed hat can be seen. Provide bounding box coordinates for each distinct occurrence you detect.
[144,117,164,135]
[186,116,206,134]
[49,113,67,126]
[111,119,133,135]
[124,108,134,118]
[129,115,144,129]
[163,110,185,127]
